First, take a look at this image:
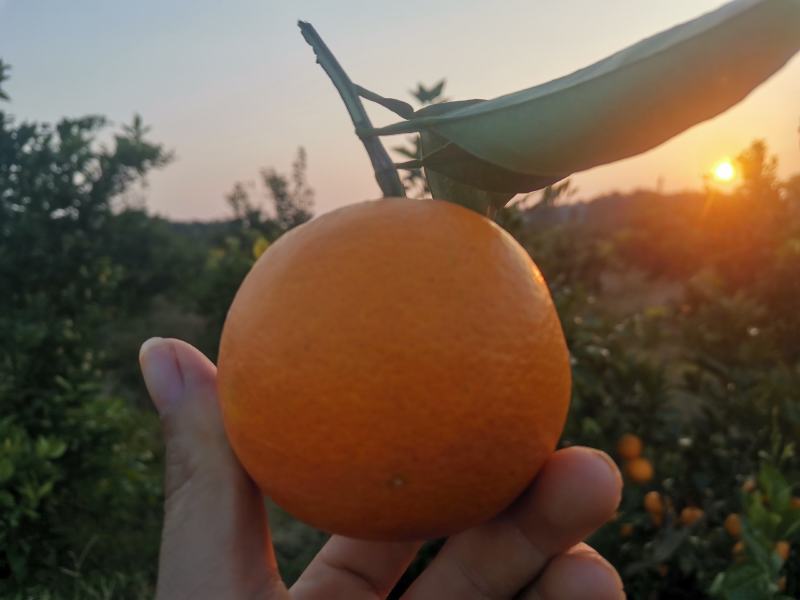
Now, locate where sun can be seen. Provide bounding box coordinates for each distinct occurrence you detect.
[712,159,736,183]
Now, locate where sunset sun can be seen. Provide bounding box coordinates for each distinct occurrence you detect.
[712,159,737,183]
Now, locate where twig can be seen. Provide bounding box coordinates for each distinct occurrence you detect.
[355,85,415,119]
[298,21,406,198]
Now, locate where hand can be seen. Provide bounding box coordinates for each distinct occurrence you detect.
[140,337,625,600]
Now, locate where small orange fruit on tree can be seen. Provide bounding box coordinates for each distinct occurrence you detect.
[644,491,664,527]
[724,513,742,539]
[774,540,791,562]
[616,433,643,461]
[741,477,757,493]
[679,506,704,527]
[624,457,654,485]
[731,540,746,563]
[644,491,664,515]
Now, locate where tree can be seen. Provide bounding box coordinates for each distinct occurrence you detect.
[192,148,316,350]
[0,61,171,593]
[0,59,9,101]
[262,146,314,232]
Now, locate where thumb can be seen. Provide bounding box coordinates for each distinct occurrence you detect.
[139,337,285,600]
[139,336,232,496]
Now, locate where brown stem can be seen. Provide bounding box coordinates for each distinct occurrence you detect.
[298,21,406,198]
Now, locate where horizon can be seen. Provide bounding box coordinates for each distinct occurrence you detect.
[1,0,799,221]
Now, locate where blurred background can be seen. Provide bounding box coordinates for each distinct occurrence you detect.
[1,1,799,598]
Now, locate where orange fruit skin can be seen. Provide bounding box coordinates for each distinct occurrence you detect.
[625,457,654,484]
[217,199,571,541]
[616,434,643,461]
[732,540,746,563]
[724,513,742,538]
[775,540,790,562]
[644,491,664,515]
[679,506,704,527]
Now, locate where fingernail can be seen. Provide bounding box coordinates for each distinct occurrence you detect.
[139,337,184,414]
[590,449,620,477]
[590,449,624,507]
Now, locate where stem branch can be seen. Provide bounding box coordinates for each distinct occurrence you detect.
[298,21,406,198]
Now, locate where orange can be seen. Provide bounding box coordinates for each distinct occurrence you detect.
[775,540,790,562]
[644,491,664,515]
[616,434,643,461]
[625,457,654,484]
[724,513,742,538]
[732,540,745,563]
[791,497,800,509]
[680,506,704,527]
[620,523,634,538]
[217,198,571,540]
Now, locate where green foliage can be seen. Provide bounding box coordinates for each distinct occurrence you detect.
[0,66,169,595]
[190,147,315,351]
[711,465,800,599]
[0,60,9,101]
[520,141,800,599]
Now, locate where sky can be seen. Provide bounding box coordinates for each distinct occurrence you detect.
[1,0,798,220]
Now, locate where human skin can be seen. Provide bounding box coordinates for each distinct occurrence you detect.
[139,337,625,600]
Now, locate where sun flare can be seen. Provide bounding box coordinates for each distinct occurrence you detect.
[712,160,736,183]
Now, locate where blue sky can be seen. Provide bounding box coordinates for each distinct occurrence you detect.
[1,0,798,219]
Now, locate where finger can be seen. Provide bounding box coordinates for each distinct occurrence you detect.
[403,446,622,599]
[140,338,287,600]
[518,543,624,600]
[291,537,422,600]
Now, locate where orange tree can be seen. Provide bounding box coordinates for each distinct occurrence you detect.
[523,142,800,598]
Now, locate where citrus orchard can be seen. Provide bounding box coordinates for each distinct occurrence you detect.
[217,198,572,540]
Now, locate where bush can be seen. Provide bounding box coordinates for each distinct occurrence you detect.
[0,88,169,595]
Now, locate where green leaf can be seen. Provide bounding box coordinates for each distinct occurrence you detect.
[374,0,800,186]
[402,100,551,210]
[419,130,561,194]
[0,490,14,508]
[34,437,67,460]
[425,166,513,216]
[0,459,13,483]
[758,463,791,511]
